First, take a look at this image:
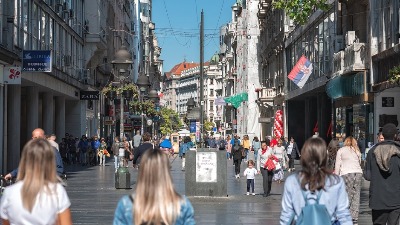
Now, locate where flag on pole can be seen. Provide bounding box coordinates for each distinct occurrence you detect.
[288,55,313,88]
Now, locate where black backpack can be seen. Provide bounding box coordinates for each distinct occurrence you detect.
[218,140,226,150]
[233,139,240,151]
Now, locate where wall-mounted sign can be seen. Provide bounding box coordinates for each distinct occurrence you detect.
[3,66,21,84]
[22,50,52,72]
[196,152,217,183]
[80,91,100,100]
[382,97,394,107]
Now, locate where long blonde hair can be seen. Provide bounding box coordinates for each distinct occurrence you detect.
[134,148,182,225]
[344,136,360,153]
[17,139,58,212]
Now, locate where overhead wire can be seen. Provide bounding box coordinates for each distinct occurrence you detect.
[161,0,191,47]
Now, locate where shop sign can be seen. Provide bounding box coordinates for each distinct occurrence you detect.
[80,91,100,100]
[22,50,52,72]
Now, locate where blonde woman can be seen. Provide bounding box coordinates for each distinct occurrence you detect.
[0,139,72,225]
[113,148,195,225]
[335,136,363,225]
[242,135,251,162]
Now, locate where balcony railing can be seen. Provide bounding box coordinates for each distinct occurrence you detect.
[258,88,276,102]
[228,23,236,35]
[333,43,367,76]
[226,52,233,60]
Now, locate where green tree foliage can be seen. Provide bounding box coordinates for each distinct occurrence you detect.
[159,107,182,135]
[389,65,400,84]
[273,0,330,25]
[129,100,159,117]
[203,120,214,132]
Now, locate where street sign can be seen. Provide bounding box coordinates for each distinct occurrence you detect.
[80,91,100,100]
[22,50,52,72]
[104,119,114,126]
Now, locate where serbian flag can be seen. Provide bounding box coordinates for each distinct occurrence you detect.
[288,55,313,88]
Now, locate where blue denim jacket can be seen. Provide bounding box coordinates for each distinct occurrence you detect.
[113,195,196,225]
[280,173,352,225]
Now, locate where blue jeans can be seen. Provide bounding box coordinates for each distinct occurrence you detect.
[80,151,87,165]
[226,152,231,159]
[254,149,258,161]
[247,179,255,192]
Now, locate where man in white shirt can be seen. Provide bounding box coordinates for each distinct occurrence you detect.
[133,130,142,148]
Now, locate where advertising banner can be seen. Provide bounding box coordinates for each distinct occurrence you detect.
[22,50,52,72]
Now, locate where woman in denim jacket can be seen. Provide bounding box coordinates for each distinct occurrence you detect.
[280,137,352,225]
[113,148,196,225]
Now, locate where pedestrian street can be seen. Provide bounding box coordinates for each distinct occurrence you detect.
[64,156,373,225]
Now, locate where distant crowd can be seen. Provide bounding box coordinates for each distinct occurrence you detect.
[1,123,400,225]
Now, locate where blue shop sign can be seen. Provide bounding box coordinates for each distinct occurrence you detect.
[22,50,52,72]
[190,121,196,133]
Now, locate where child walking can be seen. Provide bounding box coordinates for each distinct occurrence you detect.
[243,160,258,196]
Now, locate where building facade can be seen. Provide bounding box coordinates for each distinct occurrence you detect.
[0,0,138,174]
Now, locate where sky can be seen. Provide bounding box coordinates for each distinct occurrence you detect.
[152,0,235,72]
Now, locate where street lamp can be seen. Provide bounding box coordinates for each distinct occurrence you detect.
[187,97,195,112]
[148,89,159,139]
[111,45,132,189]
[136,74,150,135]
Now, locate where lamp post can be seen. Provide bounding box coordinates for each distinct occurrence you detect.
[111,45,132,189]
[148,89,159,139]
[136,74,150,135]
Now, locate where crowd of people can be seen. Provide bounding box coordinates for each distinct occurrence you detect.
[1,123,400,225]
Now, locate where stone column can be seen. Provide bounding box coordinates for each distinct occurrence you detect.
[26,86,39,140]
[7,85,21,171]
[55,96,65,142]
[42,92,54,134]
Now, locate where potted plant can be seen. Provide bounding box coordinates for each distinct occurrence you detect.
[122,83,138,99]
[102,84,118,99]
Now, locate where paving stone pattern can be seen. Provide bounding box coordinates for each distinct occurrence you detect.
[64,156,373,225]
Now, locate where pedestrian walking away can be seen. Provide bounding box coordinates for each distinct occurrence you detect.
[335,136,363,224]
[280,137,352,225]
[231,135,242,179]
[113,148,195,225]
[364,123,400,225]
[0,138,72,225]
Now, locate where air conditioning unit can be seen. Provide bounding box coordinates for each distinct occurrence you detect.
[334,35,344,52]
[55,0,63,6]
[80,69,90,84]
[345,31,356,46]
[64,55,71,66]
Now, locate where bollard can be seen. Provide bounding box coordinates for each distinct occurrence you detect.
[115,148,131,189]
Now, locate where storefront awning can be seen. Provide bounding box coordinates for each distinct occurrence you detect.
[326,72,365,99]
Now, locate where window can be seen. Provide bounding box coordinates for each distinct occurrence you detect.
[210,78,214,84]
[210,89,214,96]
[210,101,214,111]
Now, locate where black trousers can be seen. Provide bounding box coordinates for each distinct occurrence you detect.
[260,167,273,195]
[288,154,295,169]
[233,159,241,175]
[372,208,400,225]
[247,179,255,192]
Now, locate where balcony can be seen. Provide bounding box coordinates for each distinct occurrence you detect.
[226,51,233,60]
[228,23,236,35]
[332,43,367,76]
[258,88,276,102]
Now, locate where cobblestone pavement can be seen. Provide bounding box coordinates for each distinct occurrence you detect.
[64,156,373,225]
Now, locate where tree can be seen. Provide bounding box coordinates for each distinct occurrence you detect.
[159,107,182,135]
[203,120,214,132]
[273,0,330,25]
